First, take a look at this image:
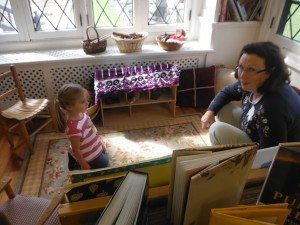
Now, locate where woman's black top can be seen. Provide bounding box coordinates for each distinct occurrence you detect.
[208,82,300,148]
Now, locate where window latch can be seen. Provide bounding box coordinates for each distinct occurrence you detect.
[80,14,83,26]
[269,17,275,29]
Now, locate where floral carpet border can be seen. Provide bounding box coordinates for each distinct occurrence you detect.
[21,115,207,197]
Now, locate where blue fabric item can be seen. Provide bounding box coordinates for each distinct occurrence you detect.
[68,151,109,170]
[88,151,109,169]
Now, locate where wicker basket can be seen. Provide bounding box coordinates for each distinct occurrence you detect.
[111,32,148,53]
[156,36,183,51]
[82,26,107,54]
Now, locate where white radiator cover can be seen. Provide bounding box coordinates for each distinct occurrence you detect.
[0,54,206,106]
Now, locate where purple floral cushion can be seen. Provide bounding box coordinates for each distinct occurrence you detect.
[94,63,180,103]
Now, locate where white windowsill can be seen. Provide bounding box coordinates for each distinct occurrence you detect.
[0,41,213,66]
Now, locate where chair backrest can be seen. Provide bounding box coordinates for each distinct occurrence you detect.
[0,65,26,107]
[0,176,63,225]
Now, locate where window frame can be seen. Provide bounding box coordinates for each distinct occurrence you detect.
[0,0,28,42]
[24,0,84,40]
[0,0,84,42]
[0,0,192,50]
[85,0,191,37]
[259,0,300,73]
[264,0,300,54]
[277,0,300,43]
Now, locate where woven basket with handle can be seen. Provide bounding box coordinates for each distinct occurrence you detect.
[82,26,108,54]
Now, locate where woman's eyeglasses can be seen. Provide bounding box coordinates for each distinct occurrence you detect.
[236,65,268,75]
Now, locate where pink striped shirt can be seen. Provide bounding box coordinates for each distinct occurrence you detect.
[66,113,103,162]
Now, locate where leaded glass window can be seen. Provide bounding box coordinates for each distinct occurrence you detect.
[277,0,300,42]
[0,0,17,32]
[28,0,76,31]
[0,0,189,45]
[93,0,133,27]
[148,0,185,25]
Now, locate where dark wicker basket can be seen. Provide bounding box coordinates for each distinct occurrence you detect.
[82,26,107,54]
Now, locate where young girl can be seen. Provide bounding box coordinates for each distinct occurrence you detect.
[55,83,109,170]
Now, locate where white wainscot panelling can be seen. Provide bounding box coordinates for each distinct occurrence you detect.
[0,68,47,105]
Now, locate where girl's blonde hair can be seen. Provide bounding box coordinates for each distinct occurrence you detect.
[55,83,85,132]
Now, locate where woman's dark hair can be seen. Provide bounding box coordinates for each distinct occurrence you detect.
[235,41,290,93]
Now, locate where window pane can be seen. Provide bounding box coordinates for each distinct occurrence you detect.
[28,0,76,31]
[277,0,300,43]
[149,0,185,25]
[93,0,133,27]
[0,0,17,32]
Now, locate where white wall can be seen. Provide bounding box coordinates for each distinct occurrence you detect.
[284,51,300,88]
[290,69,300,88]
[206,21,261,68]
[198,0,299,89]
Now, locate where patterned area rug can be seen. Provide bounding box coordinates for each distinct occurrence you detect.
[21,116,209,198]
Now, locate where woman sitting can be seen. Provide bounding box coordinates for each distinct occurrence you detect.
[201,41,300,148]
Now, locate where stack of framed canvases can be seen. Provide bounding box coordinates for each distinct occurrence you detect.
[167,143,258,225]
[257,142,300,225]
[58,142,300,225]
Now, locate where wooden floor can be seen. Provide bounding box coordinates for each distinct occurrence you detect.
[0,134,28,202]
[0,105,204,202]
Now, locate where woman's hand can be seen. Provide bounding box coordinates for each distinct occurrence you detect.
[201,110,215,129]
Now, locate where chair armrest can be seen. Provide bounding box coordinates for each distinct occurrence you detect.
[0,177,11,192]
[36,191,65,225]
[0,176,15,199]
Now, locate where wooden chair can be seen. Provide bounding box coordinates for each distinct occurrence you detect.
[0,176,64,225]
[0,65,57,155]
